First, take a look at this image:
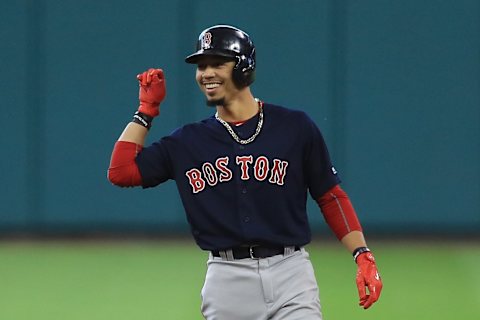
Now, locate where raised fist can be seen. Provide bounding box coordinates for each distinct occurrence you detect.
[137,68,166,117]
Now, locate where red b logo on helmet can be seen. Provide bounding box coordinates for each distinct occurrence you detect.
[202,32,212,49]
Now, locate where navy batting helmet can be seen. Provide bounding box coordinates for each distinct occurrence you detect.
[185,25,256,87]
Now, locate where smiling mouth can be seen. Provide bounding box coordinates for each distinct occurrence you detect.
[204,82,221,91]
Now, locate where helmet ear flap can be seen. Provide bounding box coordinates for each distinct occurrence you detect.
[232,64,254,88]
[232,49,256,87]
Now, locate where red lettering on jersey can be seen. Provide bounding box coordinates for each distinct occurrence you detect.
[269,159,289,185]
[202,162,218,186]
[236,155,253,180]
[254,156,269,181]
[216,156,233,182]
[187,155,289,193]
[185,168,206,193]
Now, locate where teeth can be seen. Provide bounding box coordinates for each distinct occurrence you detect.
[205,83,220,89]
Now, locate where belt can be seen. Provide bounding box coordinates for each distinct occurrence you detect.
[211,245,301,260]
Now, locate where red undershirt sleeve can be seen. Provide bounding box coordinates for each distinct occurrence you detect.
[107,141,143,187]
[316,184,363,240]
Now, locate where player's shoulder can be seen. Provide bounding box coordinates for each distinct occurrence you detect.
[264,102,313,123]
[168,116,217,138]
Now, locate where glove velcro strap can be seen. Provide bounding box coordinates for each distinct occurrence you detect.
[132,111,153,130]
[353,246,371,263]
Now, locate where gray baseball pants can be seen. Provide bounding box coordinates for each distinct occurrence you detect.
[200,248,323,320]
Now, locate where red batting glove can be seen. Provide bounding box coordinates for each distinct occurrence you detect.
[137,68,166,117]
[355,252,383,309]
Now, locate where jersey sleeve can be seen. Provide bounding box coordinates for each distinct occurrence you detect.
[135,136,175,188]
[303,114,341,199]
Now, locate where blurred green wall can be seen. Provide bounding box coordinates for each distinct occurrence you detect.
[1,0,478,236]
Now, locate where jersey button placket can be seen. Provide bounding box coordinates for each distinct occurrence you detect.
[240,186,249,222]
[234,141,251,227]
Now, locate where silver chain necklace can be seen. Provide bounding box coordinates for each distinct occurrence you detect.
[215,99,264,145]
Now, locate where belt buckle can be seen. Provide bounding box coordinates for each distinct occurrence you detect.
[249,245,260,259]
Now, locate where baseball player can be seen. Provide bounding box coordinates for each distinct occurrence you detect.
[108,25,382,319]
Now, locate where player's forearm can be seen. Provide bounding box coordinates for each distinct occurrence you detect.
[340,230,367,253]
[118,122,149,146]
[317,185,363,241]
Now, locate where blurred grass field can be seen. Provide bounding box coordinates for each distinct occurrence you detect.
[1,239,479,320]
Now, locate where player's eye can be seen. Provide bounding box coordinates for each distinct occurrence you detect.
[197,59,229,71]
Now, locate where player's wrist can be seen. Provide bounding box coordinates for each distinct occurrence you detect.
[353,246,371,263]
[132,111,154,130]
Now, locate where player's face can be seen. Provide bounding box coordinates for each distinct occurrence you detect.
[195,56,238,107]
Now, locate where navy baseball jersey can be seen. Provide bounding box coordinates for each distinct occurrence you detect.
[136,103,340,251]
